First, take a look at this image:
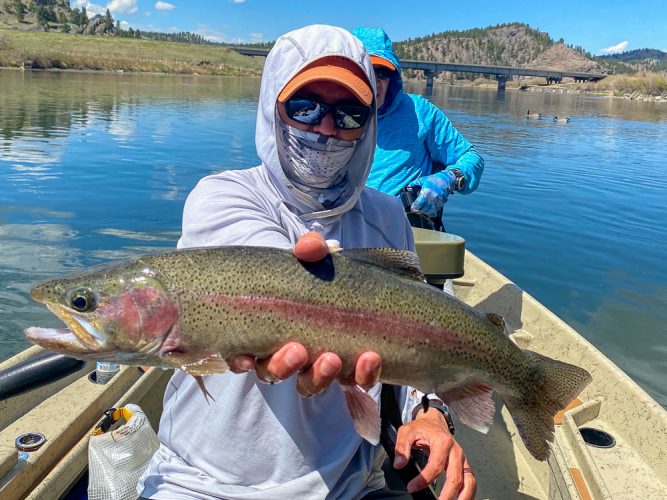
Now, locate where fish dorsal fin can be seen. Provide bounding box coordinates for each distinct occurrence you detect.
[340,248,425,282]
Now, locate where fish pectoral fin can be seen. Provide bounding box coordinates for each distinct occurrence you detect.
[437,383,496,434]
[340,248,426,282]
[162,350,230,376]
[194,375,215,403]
[340,383,381,445]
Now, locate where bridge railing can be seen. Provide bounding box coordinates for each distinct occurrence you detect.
[231,47,606,85]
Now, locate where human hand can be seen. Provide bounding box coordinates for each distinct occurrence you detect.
[409,170,457,218]
[228,231,381,395]
[228,344,381,396]
[394,407,476,500]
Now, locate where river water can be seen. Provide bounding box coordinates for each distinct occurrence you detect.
[1,70,665,407]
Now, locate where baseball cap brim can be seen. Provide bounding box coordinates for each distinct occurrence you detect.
[277,56,373,106]
[370,55,396,72]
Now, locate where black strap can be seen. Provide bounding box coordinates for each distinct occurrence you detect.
[380,385,438,500]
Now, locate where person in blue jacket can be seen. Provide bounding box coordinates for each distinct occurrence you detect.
[352,27,484,224]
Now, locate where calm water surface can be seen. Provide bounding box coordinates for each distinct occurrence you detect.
[1,71,665,407]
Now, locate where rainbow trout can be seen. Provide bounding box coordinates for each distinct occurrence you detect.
[24,246,591,460]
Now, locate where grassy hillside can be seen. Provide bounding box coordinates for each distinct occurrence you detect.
[0,29,263,75]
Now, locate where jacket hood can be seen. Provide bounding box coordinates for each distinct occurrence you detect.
[255,24,377,223]
[351,27,403,114]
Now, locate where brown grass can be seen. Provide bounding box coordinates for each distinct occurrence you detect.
[577,71,667,96]
[0,29,263,76]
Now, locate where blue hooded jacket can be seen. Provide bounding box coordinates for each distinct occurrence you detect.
[352,27,484,197]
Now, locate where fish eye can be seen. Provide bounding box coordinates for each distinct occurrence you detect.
[69,289,96,312]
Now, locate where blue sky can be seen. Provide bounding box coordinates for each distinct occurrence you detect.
[74,0,667,55]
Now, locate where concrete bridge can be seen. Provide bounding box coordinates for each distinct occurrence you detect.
[232,47,606,93]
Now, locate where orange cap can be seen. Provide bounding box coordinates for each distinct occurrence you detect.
[277,56,373,106]
[370,55,396,71]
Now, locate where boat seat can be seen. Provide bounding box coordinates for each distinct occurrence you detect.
[412,228,465,284]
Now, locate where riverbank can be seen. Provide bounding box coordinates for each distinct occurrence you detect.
[404,74,667,103]
[0,29,263,75]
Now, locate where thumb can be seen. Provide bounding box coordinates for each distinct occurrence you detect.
[409,176,424,188]
[410,192,427,213]
[293,231,329,262]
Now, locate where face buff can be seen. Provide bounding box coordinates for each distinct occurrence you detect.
[278,122,356,190]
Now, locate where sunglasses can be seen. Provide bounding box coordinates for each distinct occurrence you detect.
[284,97,371,130]
[373,66,394,81]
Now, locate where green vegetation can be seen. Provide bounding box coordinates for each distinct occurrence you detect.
[0,28,263,75]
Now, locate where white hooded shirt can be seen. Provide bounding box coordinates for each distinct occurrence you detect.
[138,25,416,500]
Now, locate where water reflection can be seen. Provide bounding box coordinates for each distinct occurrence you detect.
[0,70,261,143]
[412,82,667,123]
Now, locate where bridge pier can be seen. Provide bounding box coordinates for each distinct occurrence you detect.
[495,75,510,93]
[424,70,439,96]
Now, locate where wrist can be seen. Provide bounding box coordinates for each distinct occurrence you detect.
[411,398,455,434]
[447,168,466,191]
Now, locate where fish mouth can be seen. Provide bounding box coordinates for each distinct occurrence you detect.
[24,304,109,354]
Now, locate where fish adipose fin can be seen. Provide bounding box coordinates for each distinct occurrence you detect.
[485,313,507,333]
[437,383,496,433]
[340,384,381,445]
[502,350,592,461]
[341,249,425,282]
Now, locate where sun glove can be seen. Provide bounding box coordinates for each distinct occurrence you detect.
[409,170,457,218]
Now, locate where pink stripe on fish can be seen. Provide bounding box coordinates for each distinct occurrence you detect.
[207,294,474,351]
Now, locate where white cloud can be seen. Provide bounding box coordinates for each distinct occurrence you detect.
[108,0,139,15]
[231,0,246,3]
[600,41,629,54]
[250,32,263,42]
[120,20,130,28]
[71,1,105,16]
[155,1,175,10]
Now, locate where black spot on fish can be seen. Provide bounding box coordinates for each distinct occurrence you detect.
[300,254,336,282]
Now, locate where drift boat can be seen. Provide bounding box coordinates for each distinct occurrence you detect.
[0,228,665,499]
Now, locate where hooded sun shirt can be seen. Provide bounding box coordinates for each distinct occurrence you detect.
[352,27,484,198]
[137,25,423,500]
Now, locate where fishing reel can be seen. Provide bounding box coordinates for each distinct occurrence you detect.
[398,185,444,232]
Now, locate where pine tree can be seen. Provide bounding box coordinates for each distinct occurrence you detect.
[103,9,114,33]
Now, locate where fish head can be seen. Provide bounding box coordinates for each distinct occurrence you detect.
[24,261,179,364]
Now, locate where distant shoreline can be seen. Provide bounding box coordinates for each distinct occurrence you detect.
[4,65,664,104]
[2,28,663,103]
[0,65,260,79]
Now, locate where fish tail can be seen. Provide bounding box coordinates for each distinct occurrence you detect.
[502,350,592,461]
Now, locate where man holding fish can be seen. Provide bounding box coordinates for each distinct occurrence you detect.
[137,24,475,499]
[24,23,591,500]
